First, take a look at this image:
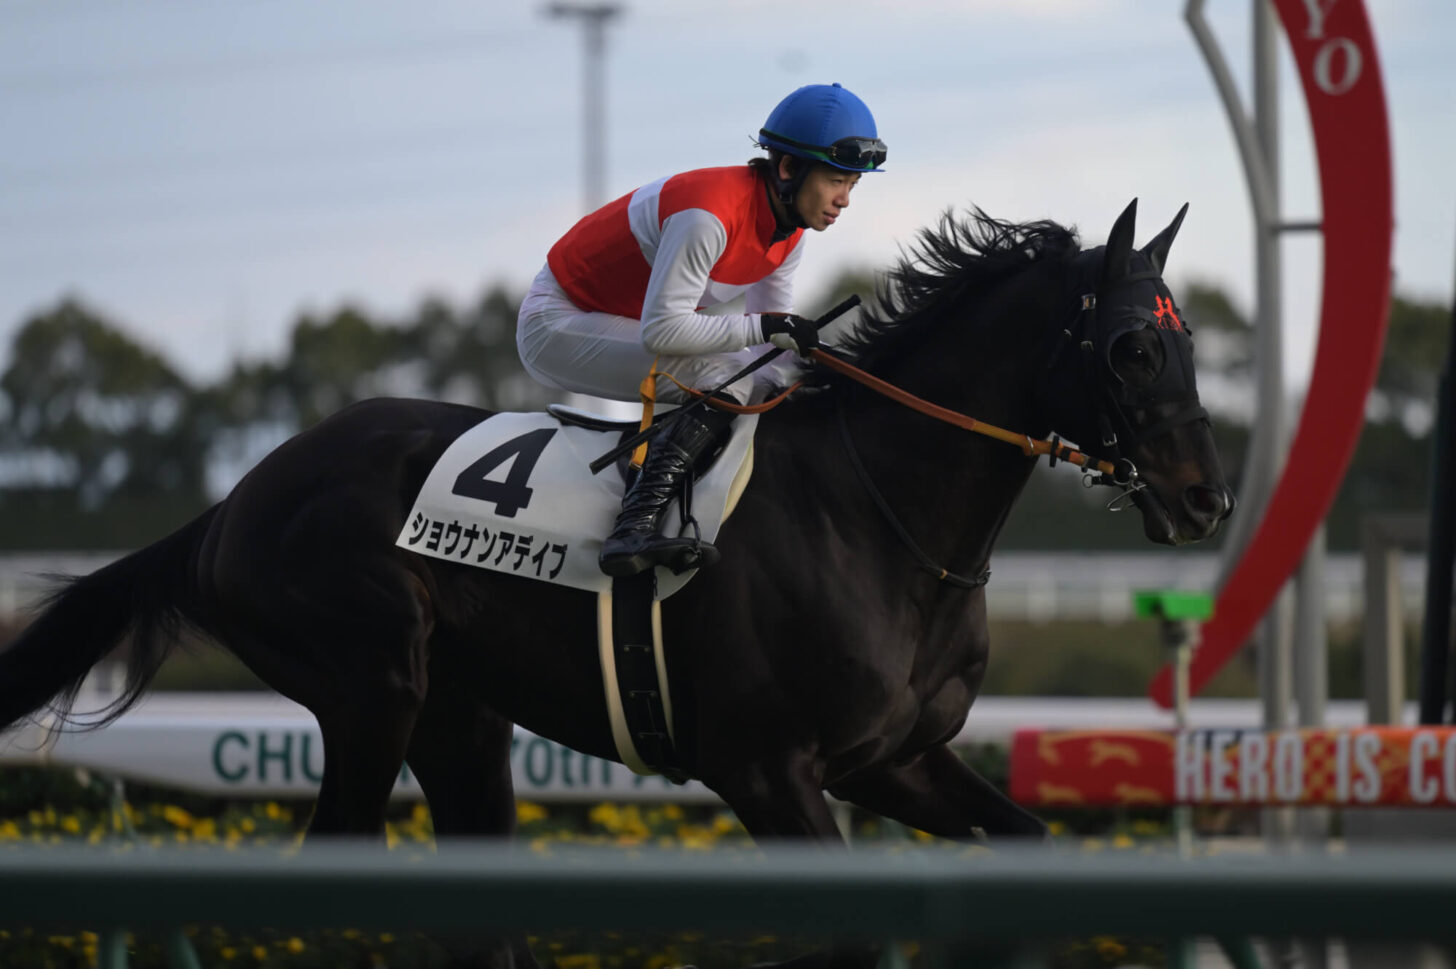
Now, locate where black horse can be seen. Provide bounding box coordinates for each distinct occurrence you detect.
[0,198,1228,952]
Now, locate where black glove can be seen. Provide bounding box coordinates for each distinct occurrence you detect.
[760,313,820,356]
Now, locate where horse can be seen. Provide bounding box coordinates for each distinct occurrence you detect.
[0,198,1230,965]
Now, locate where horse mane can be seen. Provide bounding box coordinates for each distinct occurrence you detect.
[807,208,1082,385]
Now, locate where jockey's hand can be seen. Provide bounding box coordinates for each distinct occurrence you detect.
[760,313,820,356]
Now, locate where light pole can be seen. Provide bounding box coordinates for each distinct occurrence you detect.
[544,4,630,418]
[546,3,622,215]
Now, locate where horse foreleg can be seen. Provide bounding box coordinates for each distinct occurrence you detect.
[706,755,879,969]
[828,743,1047,839]
[706,752,844,841]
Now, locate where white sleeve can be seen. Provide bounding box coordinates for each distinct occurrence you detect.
[745,240,802,314]
[639,208,765,356]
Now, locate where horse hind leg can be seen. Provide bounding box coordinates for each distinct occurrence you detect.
[405,653,518,836]
[404,656,540,969]
[305,571,434,838]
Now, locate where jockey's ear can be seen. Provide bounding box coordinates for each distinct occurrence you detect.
[777,153,798,182]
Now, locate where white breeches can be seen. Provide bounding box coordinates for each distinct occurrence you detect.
[516,265,795,405]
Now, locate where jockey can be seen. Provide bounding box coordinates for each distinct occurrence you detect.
[517,82,886,577]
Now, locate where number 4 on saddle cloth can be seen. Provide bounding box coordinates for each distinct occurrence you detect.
[395,406,758,601]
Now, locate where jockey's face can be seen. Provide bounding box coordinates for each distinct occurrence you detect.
[779,157,859,232]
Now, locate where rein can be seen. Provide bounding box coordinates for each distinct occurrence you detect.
[680,346,1128,483]
[806,348,1127,483]
[833,404,990,589]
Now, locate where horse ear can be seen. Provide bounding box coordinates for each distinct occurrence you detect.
[1141,202,1189,276]
[1101,198,1138,287]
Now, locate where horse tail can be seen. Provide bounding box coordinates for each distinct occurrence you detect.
[0,504,220,733]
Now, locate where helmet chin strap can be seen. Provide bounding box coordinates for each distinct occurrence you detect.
[765,158,812,232]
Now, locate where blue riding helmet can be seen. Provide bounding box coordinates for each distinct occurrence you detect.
[757,82,886,174]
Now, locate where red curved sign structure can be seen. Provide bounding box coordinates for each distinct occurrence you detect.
[1150,0,1393,707]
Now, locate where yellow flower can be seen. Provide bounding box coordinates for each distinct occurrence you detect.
[239,817,257,833]
[161,805,195,830]
[412,803,431,825]
[556,955,602,969]
[378,933,395,944]
[80,932,98,945]
[516,801,548,824]
[284,937,305,954]
[660,803,684,821]
[1093,936,1128,960]
[0,820,22,839]
[220,946,237,960]
[60,815,82,835]
[588,803,620,829]
[1111,833,1135,850]
[252,945,268,961]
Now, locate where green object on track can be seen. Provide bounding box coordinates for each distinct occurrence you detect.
[1132,589,1214,621]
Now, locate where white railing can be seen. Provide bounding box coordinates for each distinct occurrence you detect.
[0,550,1431,624]
[0,692,1411,802]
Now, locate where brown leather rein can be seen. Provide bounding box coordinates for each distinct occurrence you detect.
[696,348,1119,479]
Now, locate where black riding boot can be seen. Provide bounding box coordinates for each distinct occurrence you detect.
[599,407,736,577]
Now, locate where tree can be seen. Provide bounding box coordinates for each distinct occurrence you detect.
[401,286,553,412]
[1373,295,1449,433]
[0,299,209,547]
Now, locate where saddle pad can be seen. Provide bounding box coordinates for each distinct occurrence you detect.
[396,410,757,599]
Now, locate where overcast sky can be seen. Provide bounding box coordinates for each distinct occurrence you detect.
[2,0,1451,389]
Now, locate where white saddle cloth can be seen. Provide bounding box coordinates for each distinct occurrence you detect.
[395,410,757,600]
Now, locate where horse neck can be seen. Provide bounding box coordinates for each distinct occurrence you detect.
[819,270,1070,583]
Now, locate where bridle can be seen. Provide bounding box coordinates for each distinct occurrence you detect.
[800,277,1208,586]
[1055,265,1210,496]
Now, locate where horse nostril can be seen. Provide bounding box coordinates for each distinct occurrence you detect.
[1183,483,1230,522]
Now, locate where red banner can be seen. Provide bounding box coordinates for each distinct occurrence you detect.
[1010,728,1456,808]
[1149,0,1394,707]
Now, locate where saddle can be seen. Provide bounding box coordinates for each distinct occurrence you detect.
[546,402,733,489]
